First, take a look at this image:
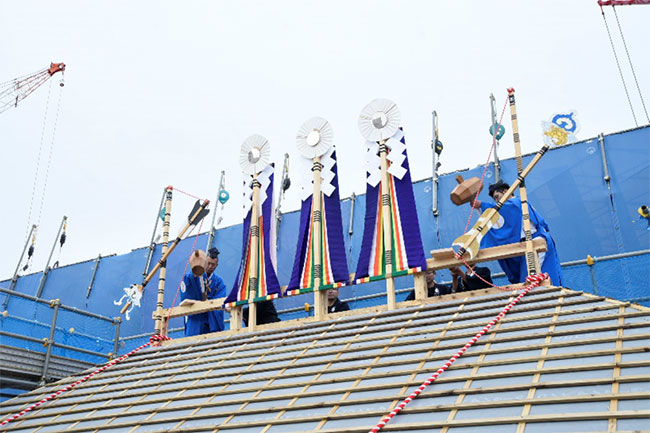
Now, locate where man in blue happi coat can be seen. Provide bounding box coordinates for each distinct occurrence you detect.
[472,180,563,286]
[180,247,227,336]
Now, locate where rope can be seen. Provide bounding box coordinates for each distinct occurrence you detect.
[24,80,52,242]
[456,253,518,292]
[171,186,202,201]
[612,6,650,123]
[600,5,638,126]
[35,81,64,229]
[461,97,509,235]
[0,334,171,427]
[369,273,548,433]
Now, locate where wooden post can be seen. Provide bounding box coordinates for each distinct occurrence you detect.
[230,304,243,331]
[378,139,396,309]
[247,175,261,330]
[311,156,327,319]
[507,88,541,276]
[413,271,426,300]
[154,187,173,336]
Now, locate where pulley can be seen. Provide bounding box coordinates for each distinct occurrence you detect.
[489,123,505,140]
[434,139,443,155]
[282,177,291,192]
[218,190,230,204]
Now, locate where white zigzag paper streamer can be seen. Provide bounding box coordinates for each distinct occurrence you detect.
[365,129,409,185]
[242,164,273,217]
[298,146,337,200]
[387,129,407,180]
[321,147,336,197]
[365,140,381,187]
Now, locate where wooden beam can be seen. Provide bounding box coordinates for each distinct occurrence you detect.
[428,237,547,270]
[156,297,226,320]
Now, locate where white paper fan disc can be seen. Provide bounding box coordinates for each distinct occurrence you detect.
[240,134,271,175]
[358,98,401,142]
[296,117,333,158]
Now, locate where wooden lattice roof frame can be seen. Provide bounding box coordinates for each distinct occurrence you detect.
[1,283,649,433]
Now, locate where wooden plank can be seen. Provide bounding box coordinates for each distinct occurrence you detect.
[87,303,645,390]
[127,303,646,385]
[156,297,226,320]
[609,305,626,431]
[10,354,650,423]
[428,237,547,270]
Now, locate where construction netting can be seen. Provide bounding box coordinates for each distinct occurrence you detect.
[1,125,648,358]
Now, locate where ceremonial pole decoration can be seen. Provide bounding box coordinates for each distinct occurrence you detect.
[542,110,580,147]
[224,135,282,329]
[507,88,540,276]
[453,143,550,259]
[289,117,349,317]
[114,189,210,320]
[356,99,427,307]
[153,188,172,336]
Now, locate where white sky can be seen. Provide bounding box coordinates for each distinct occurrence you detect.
[1,1,648,280]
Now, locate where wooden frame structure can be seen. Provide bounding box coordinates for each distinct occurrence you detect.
[5,283,648,432]
[155,238,549,337]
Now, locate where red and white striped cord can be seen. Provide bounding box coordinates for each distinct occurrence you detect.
[369,273,548,433]
[0,334,171,427]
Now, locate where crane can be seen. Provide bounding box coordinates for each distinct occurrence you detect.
[0,62,65,115]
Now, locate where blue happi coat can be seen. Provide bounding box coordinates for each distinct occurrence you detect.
[480,197,563,286]
[181,271,226,336]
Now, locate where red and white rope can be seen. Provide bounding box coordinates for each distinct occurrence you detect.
[169,185,203,201]
[0,334,171,427]
[369,273,548,433]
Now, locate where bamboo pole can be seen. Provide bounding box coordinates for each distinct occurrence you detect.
[311,156,327,318]
[153,188,173,336]
[247,175,261,329]
[378,139,396,309]
[507,88,541,276]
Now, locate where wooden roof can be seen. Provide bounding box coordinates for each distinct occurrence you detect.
[1,285,649,432]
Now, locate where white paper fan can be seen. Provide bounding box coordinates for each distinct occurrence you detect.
[239,134,271,175]
[358,98,401,142]
[296,117,333,158]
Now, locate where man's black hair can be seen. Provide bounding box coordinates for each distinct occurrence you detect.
[207,247,220,259]
[488,180,510,198]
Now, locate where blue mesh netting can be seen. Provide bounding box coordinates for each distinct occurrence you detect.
[564,254,650,306]
[0,126,648,357]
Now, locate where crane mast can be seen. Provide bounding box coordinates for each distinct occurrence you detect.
[0,62,65,115]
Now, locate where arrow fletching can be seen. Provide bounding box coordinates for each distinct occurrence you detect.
[188,199,210,226]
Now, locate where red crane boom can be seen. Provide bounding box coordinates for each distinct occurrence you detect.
[0,62,65,115]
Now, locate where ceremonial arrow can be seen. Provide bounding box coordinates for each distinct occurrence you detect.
[119,191,210,316]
